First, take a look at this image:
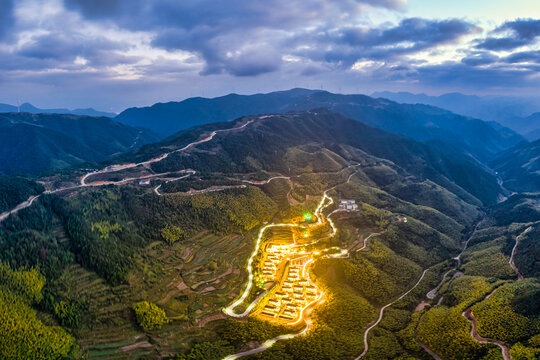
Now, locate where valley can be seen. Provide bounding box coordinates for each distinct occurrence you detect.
[0,110,538,360]
[2,1,540,359]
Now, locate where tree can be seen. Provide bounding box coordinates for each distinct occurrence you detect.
[161,225,185,245]
[132,301,170,330]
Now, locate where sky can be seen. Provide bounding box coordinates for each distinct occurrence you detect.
[0,0,539,112]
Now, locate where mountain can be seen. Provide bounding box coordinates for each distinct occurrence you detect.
[3,108,536,360]
[115,88,319,135]
[0,102,116,118]
[508,112,540,140]
[0,112,160,175]
[371,91,540,124]
[491,139,540,192]
[115,89,523,162]
[372,91,540,140]
[125,109,502,205]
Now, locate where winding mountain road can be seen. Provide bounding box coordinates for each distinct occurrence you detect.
[355,269,428,359]
[509,226,532,280]
[462,286,512,360]
[0,195,40,222]
[0,119,254,223]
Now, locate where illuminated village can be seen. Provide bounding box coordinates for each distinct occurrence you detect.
[251,212,326,325]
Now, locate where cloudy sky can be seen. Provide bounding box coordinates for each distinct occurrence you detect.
[0,0,539,112]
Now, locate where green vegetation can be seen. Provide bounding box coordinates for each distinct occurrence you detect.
[473,280,540,344]
[416,276,497,360]
[0,176,44,213]
[161,224,186,245]
[0,261,76,359]
[132,301,170,330]
[0,110,537,359]
[176,340,235,360]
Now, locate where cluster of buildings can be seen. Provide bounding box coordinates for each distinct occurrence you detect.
[260,256,320,323]
[339,199,358,211]
[261,243,292,279]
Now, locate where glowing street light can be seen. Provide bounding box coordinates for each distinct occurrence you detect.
[303,213,312,221]
[304,231,308,238]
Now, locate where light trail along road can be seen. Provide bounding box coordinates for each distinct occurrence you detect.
[222,164,400,360]
[222,166,362,359]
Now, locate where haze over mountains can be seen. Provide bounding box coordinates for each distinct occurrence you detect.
[1,89,534,179]
[0,112,159,175]
[373,91,540,140]
[115,89,524,163]
[0,102,116,118]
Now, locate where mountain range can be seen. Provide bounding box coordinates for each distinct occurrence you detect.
[0,89,539,360]
[0,112,159,175]
[0,102,116,118]
[115,89,523,163]
[372,91,540,140]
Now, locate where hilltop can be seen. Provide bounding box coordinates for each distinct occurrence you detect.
[115,89,523,163]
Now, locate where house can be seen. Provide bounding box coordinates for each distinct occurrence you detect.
[339,199,358,211]
[139,180,150,185]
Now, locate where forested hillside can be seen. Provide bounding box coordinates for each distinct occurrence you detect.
[0,109,536,360]
[115,89,522,162]
[0,112,159,175]
[491,139,540,192]
[0,176,44,213]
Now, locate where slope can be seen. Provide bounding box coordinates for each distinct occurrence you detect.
[491,139,540,192]
[0,112,160,175]
[115,89,522,162]
[123,109,501,205]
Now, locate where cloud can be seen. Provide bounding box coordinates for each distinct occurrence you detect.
[64,0,406,76]
[477,18,540,50]
[415,62,538,89]
[289,18,478,69]
[0,0,14,39]
[503,18,540,40]
[342,18,477,48]
[505,50,540,63]
[0,0,538,110]
[461,52,499,66]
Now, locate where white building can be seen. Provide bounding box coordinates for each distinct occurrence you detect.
[339,199,358,211]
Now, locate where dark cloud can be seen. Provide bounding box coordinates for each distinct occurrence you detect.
[477,18,540,50]
[461,52,499,66]
[17,32,125,63]
[63,0,122,17]
[476,37,529,51]
[64,0,404,31]
[0,0,14,39]
[64,0,405,76]
[505,50,540,63]
[342,18,476,48]
[291,18,477,68]
[503,18,540,39]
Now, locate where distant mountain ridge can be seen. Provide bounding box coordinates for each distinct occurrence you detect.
[372,91,540,140]
[0,102,116,118]
[0,112,159,175]
[115,88,523,163]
